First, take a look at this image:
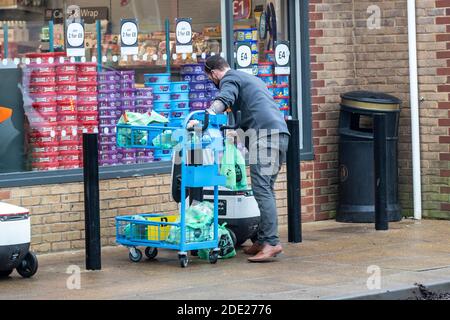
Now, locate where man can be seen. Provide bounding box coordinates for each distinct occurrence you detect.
[203,55,290,263]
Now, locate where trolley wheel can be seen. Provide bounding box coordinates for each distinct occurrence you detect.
[129,248,143,263]
[145,247,158,260]
[226,228,238,248]
[179,254,189,268]
[209,250,219,264]
[0,270,13,278]
[16,252,38,278]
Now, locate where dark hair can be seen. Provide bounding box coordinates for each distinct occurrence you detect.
[204,55,230,73]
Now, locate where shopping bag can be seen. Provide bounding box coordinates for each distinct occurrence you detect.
[198,223,237,260]
[166,201,215,244]
[220,141,248,191]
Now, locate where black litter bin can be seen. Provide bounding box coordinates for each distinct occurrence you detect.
[337,91,402,223]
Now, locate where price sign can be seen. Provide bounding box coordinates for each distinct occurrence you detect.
[275,41,291,75]
[236,43,253,75]
[176,18,193,54]
[121,19,139,56]
[66,21,85,57]
[233,0,252,20]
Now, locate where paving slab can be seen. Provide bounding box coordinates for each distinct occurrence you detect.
[0,219,449,300]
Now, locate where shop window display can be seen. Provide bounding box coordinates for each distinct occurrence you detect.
[0,0,224,173]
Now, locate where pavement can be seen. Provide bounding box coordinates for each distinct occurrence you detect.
[0,219,449,300]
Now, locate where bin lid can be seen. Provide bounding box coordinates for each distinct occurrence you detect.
[341,91,401,111]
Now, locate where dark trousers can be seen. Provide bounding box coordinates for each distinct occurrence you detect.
[250,133,290,246]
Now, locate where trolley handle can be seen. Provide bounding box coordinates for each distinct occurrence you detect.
[187,112,210,133]
[220,111,241,131]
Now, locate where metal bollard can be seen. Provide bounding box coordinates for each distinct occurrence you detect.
[83,133,102,270]
[374,114,389,231]
[286,120,302,243]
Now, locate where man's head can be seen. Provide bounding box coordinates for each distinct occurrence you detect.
[204,55,230,88]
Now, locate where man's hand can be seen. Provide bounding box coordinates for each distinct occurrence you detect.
[187,120,200,129]
[225,130,238,143]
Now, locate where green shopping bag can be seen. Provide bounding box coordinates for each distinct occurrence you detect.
[117,111,169,147]
[166,202,215,244]
[220,141,248,191]
[198,223,236,260]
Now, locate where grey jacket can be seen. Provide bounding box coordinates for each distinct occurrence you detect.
[214,69,290,137]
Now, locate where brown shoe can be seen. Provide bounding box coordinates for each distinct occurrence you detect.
[242,242,263,255]
[248,244,283,263]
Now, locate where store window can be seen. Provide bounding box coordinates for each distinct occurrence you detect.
[231,0,313,159]
[0,0,312,184]
[0,0,224,174]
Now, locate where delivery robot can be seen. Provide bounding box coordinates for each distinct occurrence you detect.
[0,107,38,278]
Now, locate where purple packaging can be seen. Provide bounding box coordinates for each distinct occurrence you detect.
[136,88,153,98]
[118,149,137,158]
[98,71,120,82]
[136,150,153,157]
[121,157,137,165]
[136,156,154,164]
[189,91,207,100]
[136,98,153,107]
[180,64,204,75]
[99,100,120,109]
[190,82,207,91]
[99,124,116,135]
[99,107,117,117]
[121,97,137,107]
[120,105,137,114]
[120,89,136,99]
[190,98,209,110]
[98,81,120,93]
[99,159,119,167]
[182,73,208,83]
[99,116,117,126]
[205,81,216,91]
[99,150,118,161]
[99,133,117,143]
[120,81,135,90]
[98,90,120,102]
[136,107,152,114]
[119,71,135,82]
[99,141,117,152]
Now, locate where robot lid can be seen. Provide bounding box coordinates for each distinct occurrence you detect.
[0,202,30,217]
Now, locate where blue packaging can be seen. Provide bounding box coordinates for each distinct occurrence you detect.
[153,92,171,102]
[145,83,171,93]
[275,75,290,86]
[171,100,190,111]
[171,92,190,100]
[154,101,171,110]
[144,73,171,84]
[170,81,190,93]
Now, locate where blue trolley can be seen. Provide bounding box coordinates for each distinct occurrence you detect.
[115,111,229,267]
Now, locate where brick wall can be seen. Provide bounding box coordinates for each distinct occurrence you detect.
[0,166,296,253]
[420,0,450,218]
[309,0,414,218]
